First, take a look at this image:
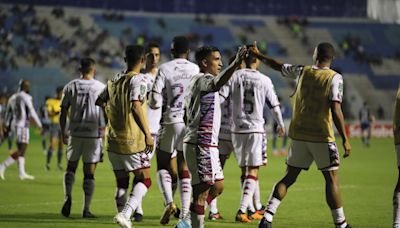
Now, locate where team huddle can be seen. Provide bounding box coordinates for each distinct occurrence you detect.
[0,36,356,228]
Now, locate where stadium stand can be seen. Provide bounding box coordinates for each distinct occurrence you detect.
[0,1,398,120]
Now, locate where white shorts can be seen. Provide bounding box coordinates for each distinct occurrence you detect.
[219,139,234,156]
[396,145,400,167]
[184,143,224,186]
[15,127,29,144]
[287,140,340,171]
[67,137,103,163]
[157,123,185,153]
[232,133,267,167]
[108,150,151,172]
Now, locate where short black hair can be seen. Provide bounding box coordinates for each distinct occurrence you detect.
[146,42,159,53]
[244,44,257,67]
[171,36,189,55]
[79,57,95,75]
[316,42,335,61]
[195,46,220,65]
[56,86,63,94]
[125,45,145,65]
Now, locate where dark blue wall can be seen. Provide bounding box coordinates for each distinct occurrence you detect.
[0,0,367,17]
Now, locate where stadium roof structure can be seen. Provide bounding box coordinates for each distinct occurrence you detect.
[2,0,367,17]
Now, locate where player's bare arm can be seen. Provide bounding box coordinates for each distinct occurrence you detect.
[131,100,154,152]
[59,106,69,145]
[331,101,351,158]
[213,45,247,90]
[249,41,284,71]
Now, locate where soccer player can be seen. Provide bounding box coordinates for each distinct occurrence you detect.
[206,56,244,221]
[251,42,352,228]
[393,86,400,228]
[60,58,105,218]
[96,45,153,228]
[148,36,199,225]
[210,56,267,220]
[183,45,247,228]
[0,80,42,180]
[132,42,161,222]
[229,46,285,223]
[46,87,64,170]
[38,96,51,154]
[359,101,373,147]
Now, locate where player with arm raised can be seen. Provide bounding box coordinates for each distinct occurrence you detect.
[148,36,199,225]
[183,45,247,228]
[252,42,352,228]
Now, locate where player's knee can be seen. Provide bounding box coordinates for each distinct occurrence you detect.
[178,170,190,179]
[133,176,152,189]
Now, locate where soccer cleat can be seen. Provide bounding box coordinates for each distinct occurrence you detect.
[45,164,50,171]
[345,225,352,228]
[174,207,181,219]
[133,212,143,222]
[160,202,177,225]
[259,217,272,228]
[248,211,263,220]
[82,210,97,218]
[174,219,191,228]
[57,164,63,171]
[235,211,251,223]
[19,173,35,180]
[114,212,132,228]
[208,211,223,220]
[0,164,5,180]
[255,206,266,215]
[61,196,72,217]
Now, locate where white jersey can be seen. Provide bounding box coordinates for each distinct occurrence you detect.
[184,73,221,146]
[149,58,199,124]
[144,72,162,135]
[7,91,42,129]
[230,68,280,133]
[61,78,105,138]
[281,64,343,103]
[219,85,232,140]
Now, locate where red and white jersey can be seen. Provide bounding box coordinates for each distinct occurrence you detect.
[7,91,42,129]
[230,68,280,133]
[219,85,232,141]
[144,71,162,135]
[184,73,221,146]
[149,58,199,124]
[61,78,105,138]
[281,64,343,103]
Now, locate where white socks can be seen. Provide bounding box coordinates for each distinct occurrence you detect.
[17,156,26,176]
[264,197,281,222]
[239,176,257,213]
[331,207,347,228]
[395,192,400,228]
[115,188,128,212]
[122,182,148,219]
[179,177,192,219]
[157,169,173,205]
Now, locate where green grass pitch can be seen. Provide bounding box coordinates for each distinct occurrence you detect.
[0,132,395,227]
